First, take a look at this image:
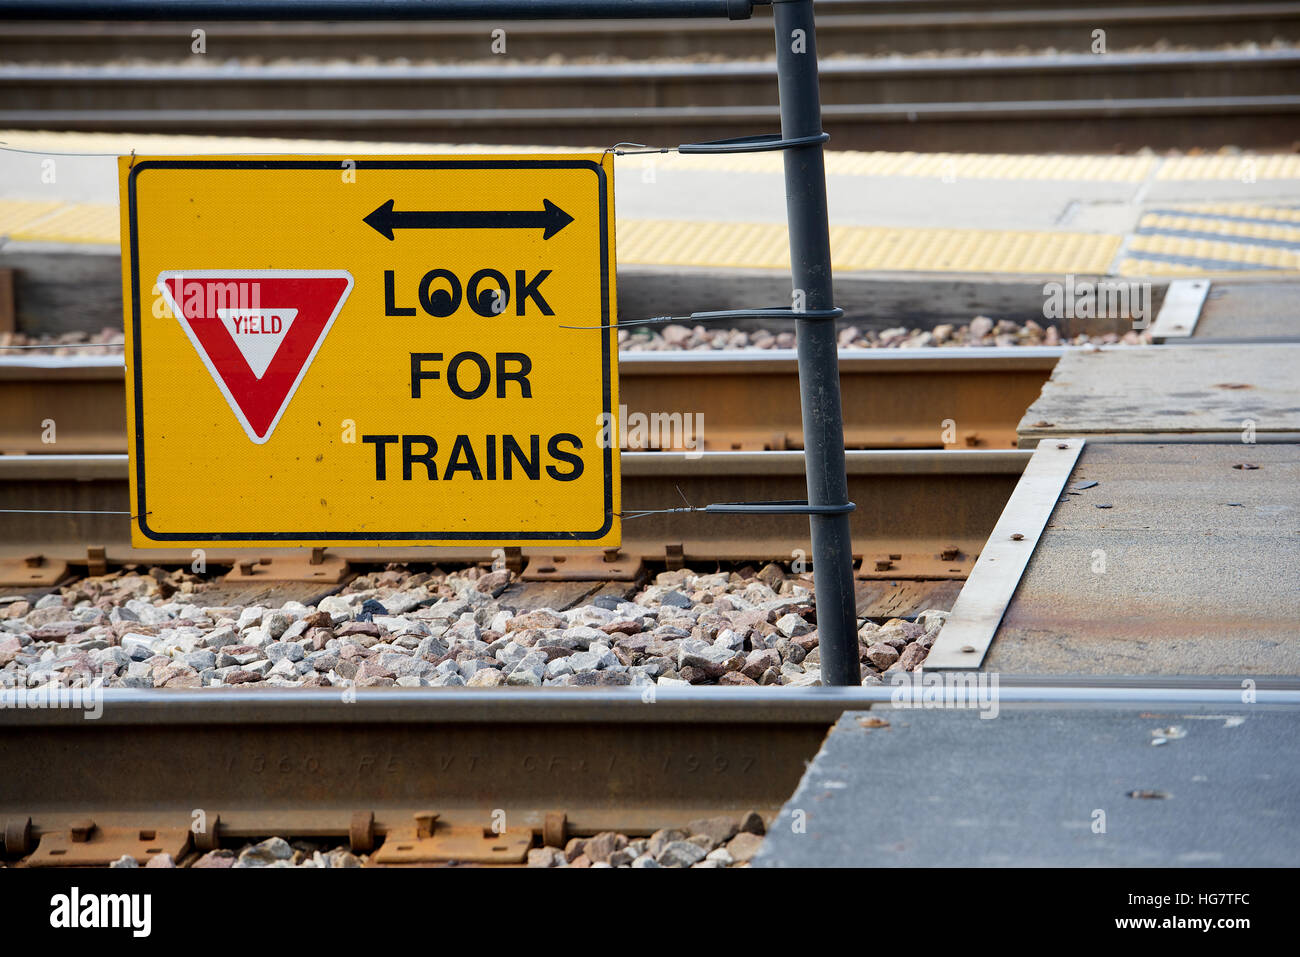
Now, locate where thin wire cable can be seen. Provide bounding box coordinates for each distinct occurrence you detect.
[617,506,700,521]
[0,509,147,517]
[0,142,125,157]
[561,307,840,331]
[0,140,680,158]
[0,342,125,350]
[561,314,679,330]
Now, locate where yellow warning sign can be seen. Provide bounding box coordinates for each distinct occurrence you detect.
[119,154,619,548]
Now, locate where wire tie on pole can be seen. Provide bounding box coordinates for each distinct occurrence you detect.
[560,306,842,331]
[606,142,676,156]
[618,500,854,520]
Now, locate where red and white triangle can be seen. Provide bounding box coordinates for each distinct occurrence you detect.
[158,270,353,444]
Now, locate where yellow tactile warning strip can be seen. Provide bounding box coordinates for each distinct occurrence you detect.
[3,129,1299,276]
[8,201,118,244]
[1142,212,1300,242]
[620,151,1161,182]
[0,198,64,236]
[1116,202,1300,276]
[838,152,1158,182]
[1143,203,1300,225]
[0,132,1152,181]
[619,219,1121,274]
[1156,154,1300,182]
[0,197,1121,274]
[827,224,1119,274]
[618,219,791,269]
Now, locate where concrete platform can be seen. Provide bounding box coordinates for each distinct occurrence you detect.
[755,706,1300,867]
[4,130,1300,278]
[1017,344,1300,446]
[983,443,1300,675]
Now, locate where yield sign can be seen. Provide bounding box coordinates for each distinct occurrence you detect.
[158,270,353,443]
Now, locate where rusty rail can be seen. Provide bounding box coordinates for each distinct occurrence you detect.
[2,5,1296,61]
[3,681,1298,864]
[0,688,846,857]
[0,348,1060,455]
[0,448,1029,583]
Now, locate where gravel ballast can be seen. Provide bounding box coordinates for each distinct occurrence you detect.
[0,564,947,691]
[1,316,1148,356]
[100,811,768,868]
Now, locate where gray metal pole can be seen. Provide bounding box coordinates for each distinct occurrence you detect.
[772,0,859,686]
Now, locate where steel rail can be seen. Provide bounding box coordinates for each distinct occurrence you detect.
[3,100,1293,152]
[1,49,1295,153]
[1,5,1295,60]
[0,348,1063,454]
[2,683,1296,850]
[6,681,1300,727]
[0,448,1030,572]
[4,48,1294,100]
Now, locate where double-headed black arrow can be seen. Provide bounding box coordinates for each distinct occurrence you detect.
[363,198,574,241]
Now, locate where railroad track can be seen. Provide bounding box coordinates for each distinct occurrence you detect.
[0,448,1028,590]
[1,3,1296,60]
[2,50,1297,150]
[0,347,1053,582]
[4,680,1297,866]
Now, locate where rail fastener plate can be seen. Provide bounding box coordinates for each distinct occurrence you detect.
[25,822,190,868]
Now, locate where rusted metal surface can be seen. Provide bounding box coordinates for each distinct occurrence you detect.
[25,821,189,867]
[4,684,1299,862]
[4,7,1296,61]
[521,549,644,581]
[0,449,1029,571]
[0,268,14,336]
[0,357,126,454]
[349,811,374,854]
[2,816,33,856]
[2,50,1297,153]
[9,53,1296,114]
[857,547,971,580]
[370,816,533,865]
[621,450,1027,569]
[0,689,855,843]
[622,350,1057,452]
[0,349,1056,454]
[0,553,67,588]
[222,548,352,585]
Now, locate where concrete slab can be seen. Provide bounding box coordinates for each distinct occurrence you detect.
[1017,344,1300,446]
[1192,280,1300,342]
[984,443,1300,675]
[756,707,1300,867]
